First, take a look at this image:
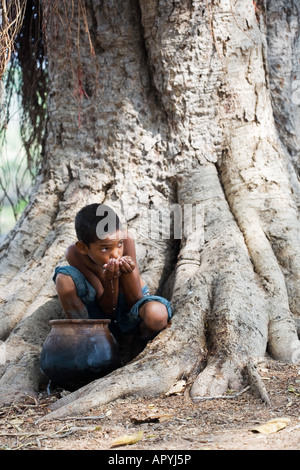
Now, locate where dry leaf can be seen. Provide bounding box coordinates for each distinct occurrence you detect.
[110,430,143,448]
[252,417,291,434]
[165,380,186,396]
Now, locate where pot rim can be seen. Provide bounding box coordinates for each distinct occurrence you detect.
[49,319,111,325]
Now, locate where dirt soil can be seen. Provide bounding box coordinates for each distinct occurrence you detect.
[0,357,299,451]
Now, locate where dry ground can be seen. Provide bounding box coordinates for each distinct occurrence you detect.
[0,357,299,451]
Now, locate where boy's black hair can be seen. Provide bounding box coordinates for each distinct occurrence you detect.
[75,203,121,246]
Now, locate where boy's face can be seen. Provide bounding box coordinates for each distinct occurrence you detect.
[77,230,125,267]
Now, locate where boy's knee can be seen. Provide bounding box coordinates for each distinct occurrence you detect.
[55,273,87,319]
[55,273,77,297]
[140,301,168,332]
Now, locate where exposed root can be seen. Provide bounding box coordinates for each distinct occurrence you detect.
[0,352,41,407]
[0,299,65,407]
[192,385,250,402]
[38,324,201,421]
[190,355,248,399]
[190,358,271,407]
[245,359,271,406]
[234,210,300,362]
[215,0,300,364]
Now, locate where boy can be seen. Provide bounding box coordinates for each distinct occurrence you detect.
[53,203,172,341]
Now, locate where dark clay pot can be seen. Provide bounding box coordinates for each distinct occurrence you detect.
[40,319,120,390]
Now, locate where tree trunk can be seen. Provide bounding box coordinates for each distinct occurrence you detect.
[0,0,299,419]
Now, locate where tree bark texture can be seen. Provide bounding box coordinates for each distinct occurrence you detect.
[0,0,299,419]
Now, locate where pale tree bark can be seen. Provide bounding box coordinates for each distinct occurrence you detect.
[266,0,300,180]
[0,0,299,419]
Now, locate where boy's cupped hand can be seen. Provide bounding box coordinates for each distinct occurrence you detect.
[103,256,135,279]
[119,256,135,274]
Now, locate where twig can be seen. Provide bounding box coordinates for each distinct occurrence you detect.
[0,431,45,438]
[54,414,106,421]
[37,414,106,425]
[0,425,95,440]
[192,385,250,402]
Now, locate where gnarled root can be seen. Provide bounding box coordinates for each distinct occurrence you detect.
[39,314,205,421]
[245,359,271,406]
[0,299,64,407]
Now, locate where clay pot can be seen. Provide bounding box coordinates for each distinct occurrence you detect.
[40,319,120,390]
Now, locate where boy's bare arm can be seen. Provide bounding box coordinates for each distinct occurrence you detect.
[119,234,144,308]
[66,244,119,316]
[66,244,104,298]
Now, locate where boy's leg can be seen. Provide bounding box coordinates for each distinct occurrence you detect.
[138,301,168,340]
[55,273,89,319]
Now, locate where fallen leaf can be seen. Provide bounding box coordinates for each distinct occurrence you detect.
[288,384,300,396]
[110,430,143,448]
[165,380,186,396]
[252,417,291,434]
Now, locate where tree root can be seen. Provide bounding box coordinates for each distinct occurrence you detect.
[190,358,272,406]
[245,359,271,406]
[38,323,203,421]
[0,299,65,408]
[192,385,250,402]
[190,358,271,406]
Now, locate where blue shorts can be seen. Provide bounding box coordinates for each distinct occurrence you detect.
[53,266,172,335]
